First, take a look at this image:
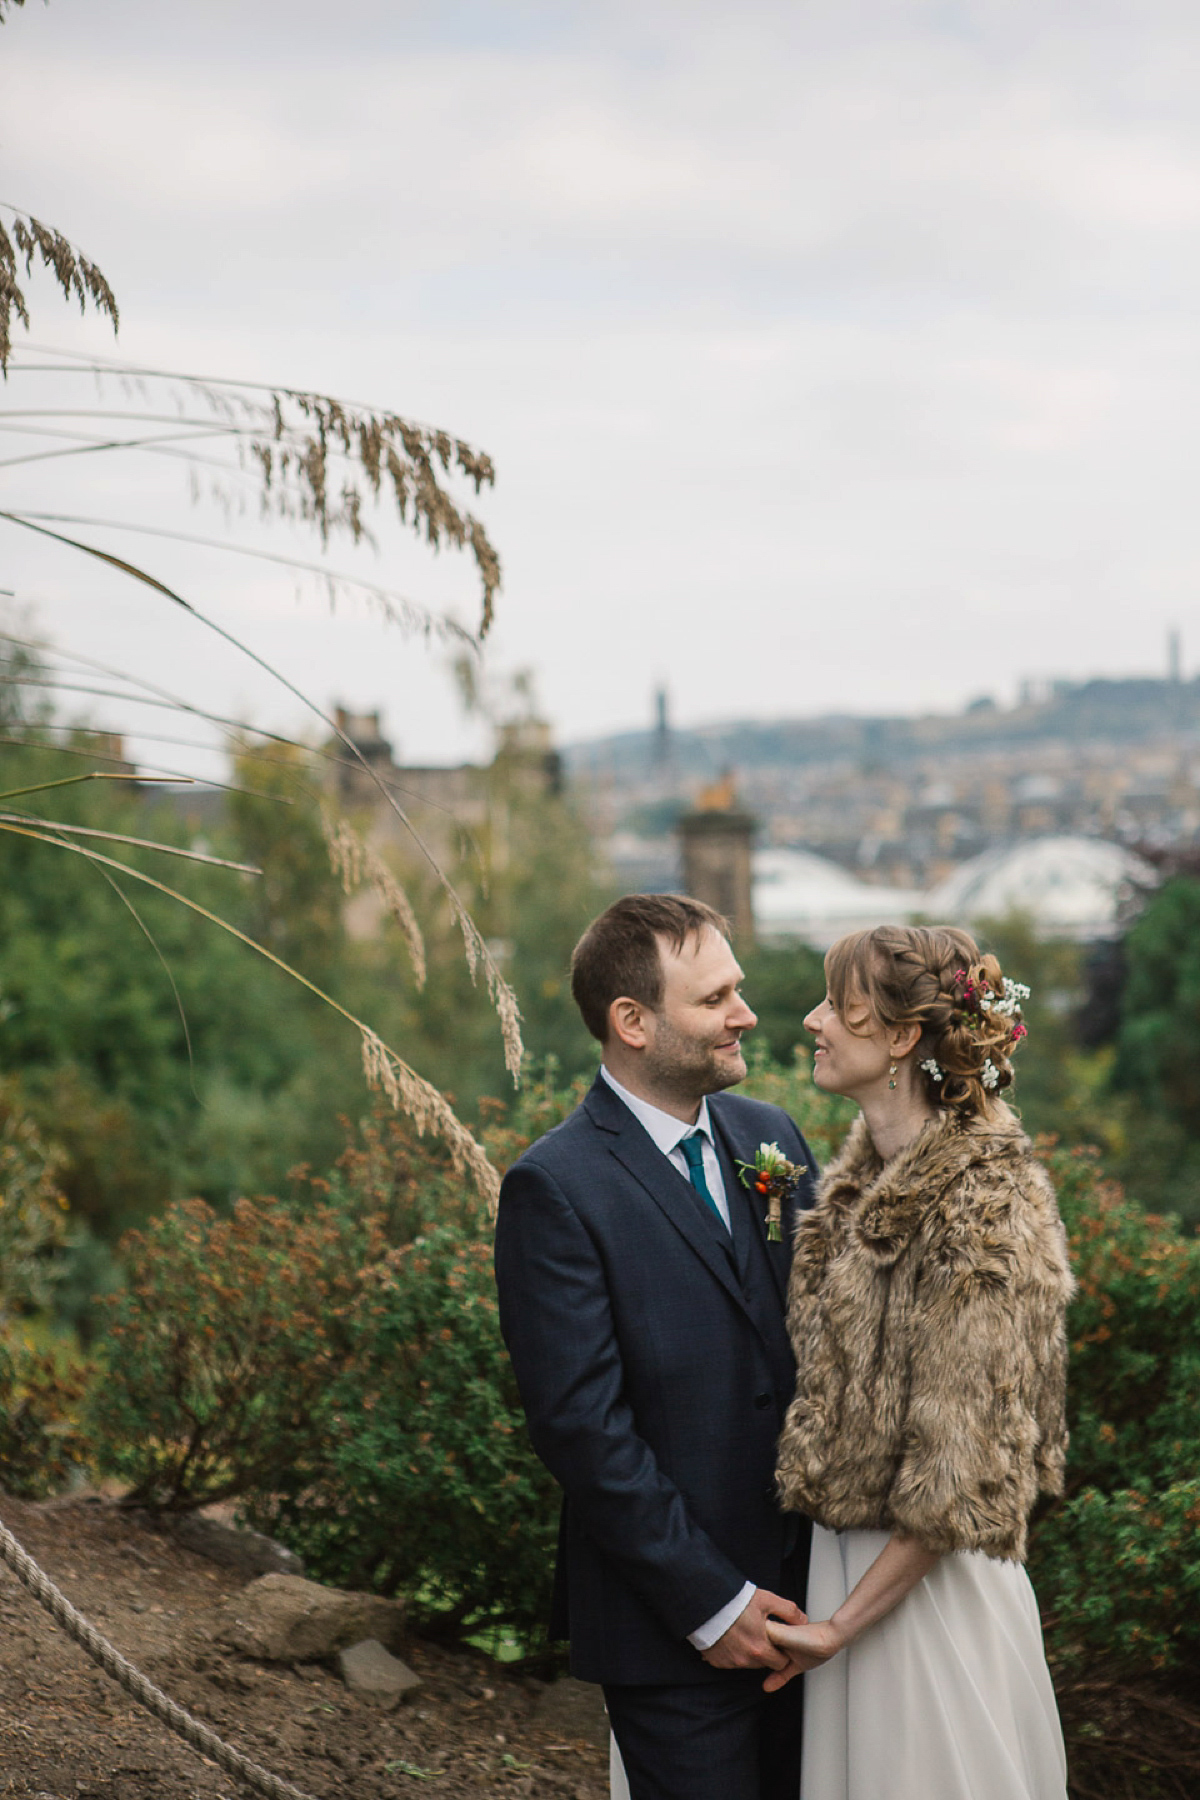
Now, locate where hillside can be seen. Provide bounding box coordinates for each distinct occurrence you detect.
[0,1493,608,1800]
[565,675,1200,781]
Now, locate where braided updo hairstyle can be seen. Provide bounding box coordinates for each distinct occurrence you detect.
[824,924,1029,1115]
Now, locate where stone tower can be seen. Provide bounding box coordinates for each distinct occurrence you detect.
[677,776,757,944]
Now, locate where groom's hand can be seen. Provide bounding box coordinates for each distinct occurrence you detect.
[702,1588,807,1671]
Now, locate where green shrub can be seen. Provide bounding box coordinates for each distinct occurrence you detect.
[0,1076,71,1320]
[241,1078,582,1645]
[86,1190,385,1509]
[1044,1142,1200,1503]
[1025,1140,1200,1795]
[1035,1481,1200,1675]
[740,1038,858,1165]
[1028,1140,1200,1673]
[247,1207,560,1649]
[83,1081,582,1642]
[0,1332,89,1496]
[0,1080,87,1496]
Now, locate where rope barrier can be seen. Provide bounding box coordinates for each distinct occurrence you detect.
[0,1511,321,1800]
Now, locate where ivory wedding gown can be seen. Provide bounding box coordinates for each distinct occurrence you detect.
[608,1525,1067,1800]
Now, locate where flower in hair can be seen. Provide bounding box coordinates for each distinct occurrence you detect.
[953,967,1031,1029]
[952,969,986,1025]
[920,1057,943,1082]
[981,1059,1001,1090]
[992,977,1032,1019]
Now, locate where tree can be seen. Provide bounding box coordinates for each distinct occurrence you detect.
[1114,878,1200,1126]
[0,0,524,1207]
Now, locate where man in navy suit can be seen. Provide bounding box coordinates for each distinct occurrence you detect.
[494,894,816,1799]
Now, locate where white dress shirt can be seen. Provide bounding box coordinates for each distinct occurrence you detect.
[598,1064,756,1651]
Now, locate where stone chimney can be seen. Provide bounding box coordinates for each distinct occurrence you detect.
[677,776,757,944]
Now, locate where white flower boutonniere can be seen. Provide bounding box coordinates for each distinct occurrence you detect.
[735,1140,801,1242]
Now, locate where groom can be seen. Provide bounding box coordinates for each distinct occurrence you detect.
[494,894,816,1800]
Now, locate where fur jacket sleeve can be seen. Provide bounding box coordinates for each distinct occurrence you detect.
[776,1104,1074,1561]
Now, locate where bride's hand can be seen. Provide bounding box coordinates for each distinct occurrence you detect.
[761,1617,845,1689]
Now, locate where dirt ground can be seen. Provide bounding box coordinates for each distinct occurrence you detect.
[0,1493,609,1800]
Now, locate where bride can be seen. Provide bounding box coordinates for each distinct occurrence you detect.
[765,923,1071,1800]
[612,921,1072,1800]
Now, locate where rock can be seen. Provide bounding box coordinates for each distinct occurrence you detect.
[531,1675,609,1748]
[213,1573,406,1663]
[337,1637,421,1709]
[170,1514,304,1579]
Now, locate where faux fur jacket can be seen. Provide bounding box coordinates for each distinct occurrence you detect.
[776,1104,1074,1561]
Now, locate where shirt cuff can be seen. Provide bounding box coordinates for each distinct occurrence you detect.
[687,1581,756,1651]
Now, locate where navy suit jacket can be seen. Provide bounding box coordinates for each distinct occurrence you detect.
[493,1071,817,1685]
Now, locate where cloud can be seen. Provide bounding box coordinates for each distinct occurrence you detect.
[2,0,1198,763]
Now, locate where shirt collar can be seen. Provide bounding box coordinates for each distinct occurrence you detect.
[599,1063,713,1158]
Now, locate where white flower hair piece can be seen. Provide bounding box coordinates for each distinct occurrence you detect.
[981,1059,1001,1090]
[920,1057,943,1082]
[992,977,1032,1019]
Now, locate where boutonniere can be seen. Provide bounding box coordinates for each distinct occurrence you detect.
[735,1141,800,1242]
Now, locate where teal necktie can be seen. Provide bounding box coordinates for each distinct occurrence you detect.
[679,1132,726,1229]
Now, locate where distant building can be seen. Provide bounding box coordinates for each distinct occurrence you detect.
[330,704,561,937]
[569,667,1200,896]
[754,849,921,950]
[677,777,757,943]
[925,837,1157,940]
[653,686,672,775]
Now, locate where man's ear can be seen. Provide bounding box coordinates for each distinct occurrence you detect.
[609,995,649,1050]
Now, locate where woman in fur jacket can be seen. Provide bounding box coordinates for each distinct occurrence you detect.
[767,923,1072,1800]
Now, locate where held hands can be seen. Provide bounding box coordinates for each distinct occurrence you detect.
[761,1617,846,1690]
[702,1588,807,1675]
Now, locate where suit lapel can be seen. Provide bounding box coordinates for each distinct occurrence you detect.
[584,1076,753,1324]
[710,1126,752,1280]
[709,1098,790,1308]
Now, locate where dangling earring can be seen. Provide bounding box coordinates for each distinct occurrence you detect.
[888,1061,897,1090]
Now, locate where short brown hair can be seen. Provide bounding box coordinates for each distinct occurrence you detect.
[570,894,730,1043]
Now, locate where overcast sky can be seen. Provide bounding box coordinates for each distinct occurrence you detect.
[1,0,1198,773]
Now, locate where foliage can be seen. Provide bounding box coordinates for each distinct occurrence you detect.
[1026,1139,1200,1794]
[1027,1140,1200,1676]
[249,1206,561,1650]
[476,1056,593,1172]
[84,1080,582,1642]
[1113,878,1200,1129]
[1090,877,1200,1228]
[0,204,118,372]
[0,1332,90,1497]
[85,1060,822,1650]
[0,1076,87,1495]
[227,742,345,979]
[969,916,1093,1138]
[0,740,344,1230]
[0,1074,70,1319]
[359,738,612,1114]
[85,1189,387,1509]
[496,760,613,1081]
[739,1037,858,1166]
[736,938,827,1068]
[1044,1142,1200,1505]
[0,730,507,1234]
[1035,1481,1200,1675]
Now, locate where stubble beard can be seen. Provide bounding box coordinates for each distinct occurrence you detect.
[642,1015,748,1107]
